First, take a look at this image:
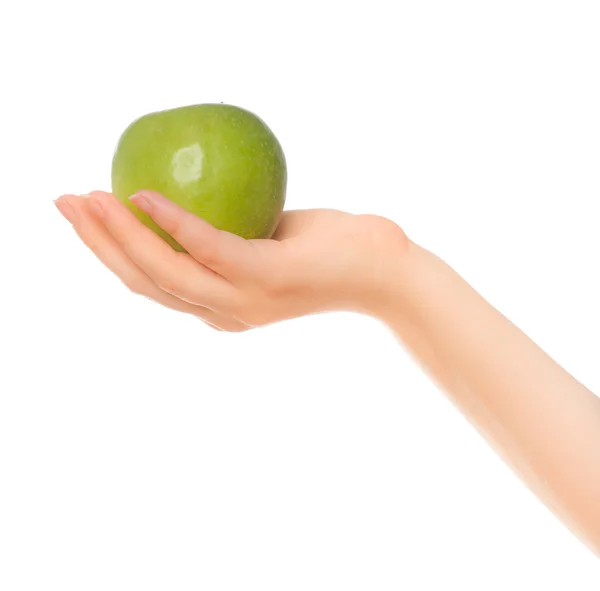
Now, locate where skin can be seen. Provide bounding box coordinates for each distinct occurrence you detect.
[54,190,600,557]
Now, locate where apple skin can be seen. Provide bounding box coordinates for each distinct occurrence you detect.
[111,103,287,251]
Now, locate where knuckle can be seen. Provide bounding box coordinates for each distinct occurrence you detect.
[85,239,103,258]
[212,289,243,315]
[253,254,294,296]
[196,234,221,264]
[236,303,271,327]
[195,316,250,333]
[230,324,251,333]
[164,215,183,239]
[106,222,130,247]
[157,280,178,296]
[262,271,289,297]
[124,278,148,296]
[200,244,218,265]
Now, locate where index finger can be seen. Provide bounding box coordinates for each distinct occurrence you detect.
[128,190,262,280]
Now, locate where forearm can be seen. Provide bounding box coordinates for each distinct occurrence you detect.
[375,239,600,556]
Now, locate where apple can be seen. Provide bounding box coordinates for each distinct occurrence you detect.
[111,103,287,251]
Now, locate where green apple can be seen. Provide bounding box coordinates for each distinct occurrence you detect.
[111,103,287,251]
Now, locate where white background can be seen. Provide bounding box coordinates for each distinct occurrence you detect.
[1,0,599,588]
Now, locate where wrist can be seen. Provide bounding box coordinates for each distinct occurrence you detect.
[350,218,416,322]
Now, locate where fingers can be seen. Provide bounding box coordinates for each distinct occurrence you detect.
[83,191,240,312]
[128,190,258,279]
[54,194,249,333]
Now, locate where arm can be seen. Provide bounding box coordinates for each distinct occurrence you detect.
[375,240,600,556]
[55,189,600,556]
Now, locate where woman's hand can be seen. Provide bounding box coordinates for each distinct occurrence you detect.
[54,191,408,331]
[54,190,600,555]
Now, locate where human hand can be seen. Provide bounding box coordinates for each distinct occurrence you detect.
[54,191,408,331]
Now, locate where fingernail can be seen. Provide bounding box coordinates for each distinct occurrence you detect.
[89,198,104,219]
[129,192,153,213]
[54,198,77,224]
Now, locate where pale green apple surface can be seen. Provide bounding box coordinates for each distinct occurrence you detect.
[111,103,287,251]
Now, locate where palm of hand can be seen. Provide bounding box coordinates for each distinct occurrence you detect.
[252,208,404,320]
